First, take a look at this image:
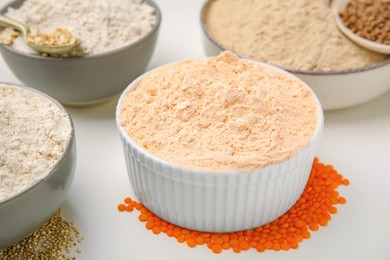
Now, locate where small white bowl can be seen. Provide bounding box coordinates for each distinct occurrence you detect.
[332,0,390,54]
[116,59,324,233]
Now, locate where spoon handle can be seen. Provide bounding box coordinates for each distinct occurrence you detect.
[0,15,28,38]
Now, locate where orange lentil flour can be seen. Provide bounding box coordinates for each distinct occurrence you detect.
[118,158,349,254]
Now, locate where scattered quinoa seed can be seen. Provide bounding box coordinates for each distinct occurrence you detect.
[0,208,84,259]
[118,158,349,254]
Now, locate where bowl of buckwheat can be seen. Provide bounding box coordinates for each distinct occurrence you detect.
[0,82,76,249]
[201,0,390,110]
[0,0,161,105]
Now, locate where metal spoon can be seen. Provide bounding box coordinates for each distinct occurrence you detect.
[0,15,80,55]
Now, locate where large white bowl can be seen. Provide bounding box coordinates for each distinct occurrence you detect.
[116,59,324,233]
[200,0,390,110]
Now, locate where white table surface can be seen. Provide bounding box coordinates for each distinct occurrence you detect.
[1,0,390,259]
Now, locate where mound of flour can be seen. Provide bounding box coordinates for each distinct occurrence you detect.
[205,0,387,70]
[119,52,319,172]
[0,85,72,201]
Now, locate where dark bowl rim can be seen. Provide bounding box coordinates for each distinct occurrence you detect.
[200,0,390,76]
[0,82,75,205]
[0,0,162,60]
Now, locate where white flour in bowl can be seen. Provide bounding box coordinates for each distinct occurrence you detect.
[0,84,72,201]
[4,0,157,56]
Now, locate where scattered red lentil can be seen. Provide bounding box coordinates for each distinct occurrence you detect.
[117,204,126,212]
[118,158,349,254]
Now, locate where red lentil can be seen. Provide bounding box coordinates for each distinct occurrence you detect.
[118,158,349,254]
[117,204,126,212]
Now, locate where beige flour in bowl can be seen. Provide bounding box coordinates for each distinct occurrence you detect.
[119,51,319,172]
[204,0,388,71]
[0,84,72,201]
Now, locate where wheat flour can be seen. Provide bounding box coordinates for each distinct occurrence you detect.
[204,0,388,70]
[119,51,319,172]
[3,0,157,56]
[0,84,72,201]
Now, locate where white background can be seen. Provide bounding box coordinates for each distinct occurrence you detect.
[1,0,390,259]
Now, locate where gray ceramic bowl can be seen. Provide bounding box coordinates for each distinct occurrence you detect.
[0,83,76,249]
[0,0,161,105]
[200,0,390,110]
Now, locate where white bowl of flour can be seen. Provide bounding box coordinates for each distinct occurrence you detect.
[0,0,161,105]
[116,52,324,232]
[201,0,390,110]
[0,83,77,249]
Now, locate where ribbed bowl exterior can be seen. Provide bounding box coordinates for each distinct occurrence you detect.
[116,60,324,233]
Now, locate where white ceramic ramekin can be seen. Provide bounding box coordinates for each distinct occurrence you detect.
[116,60,324,233]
